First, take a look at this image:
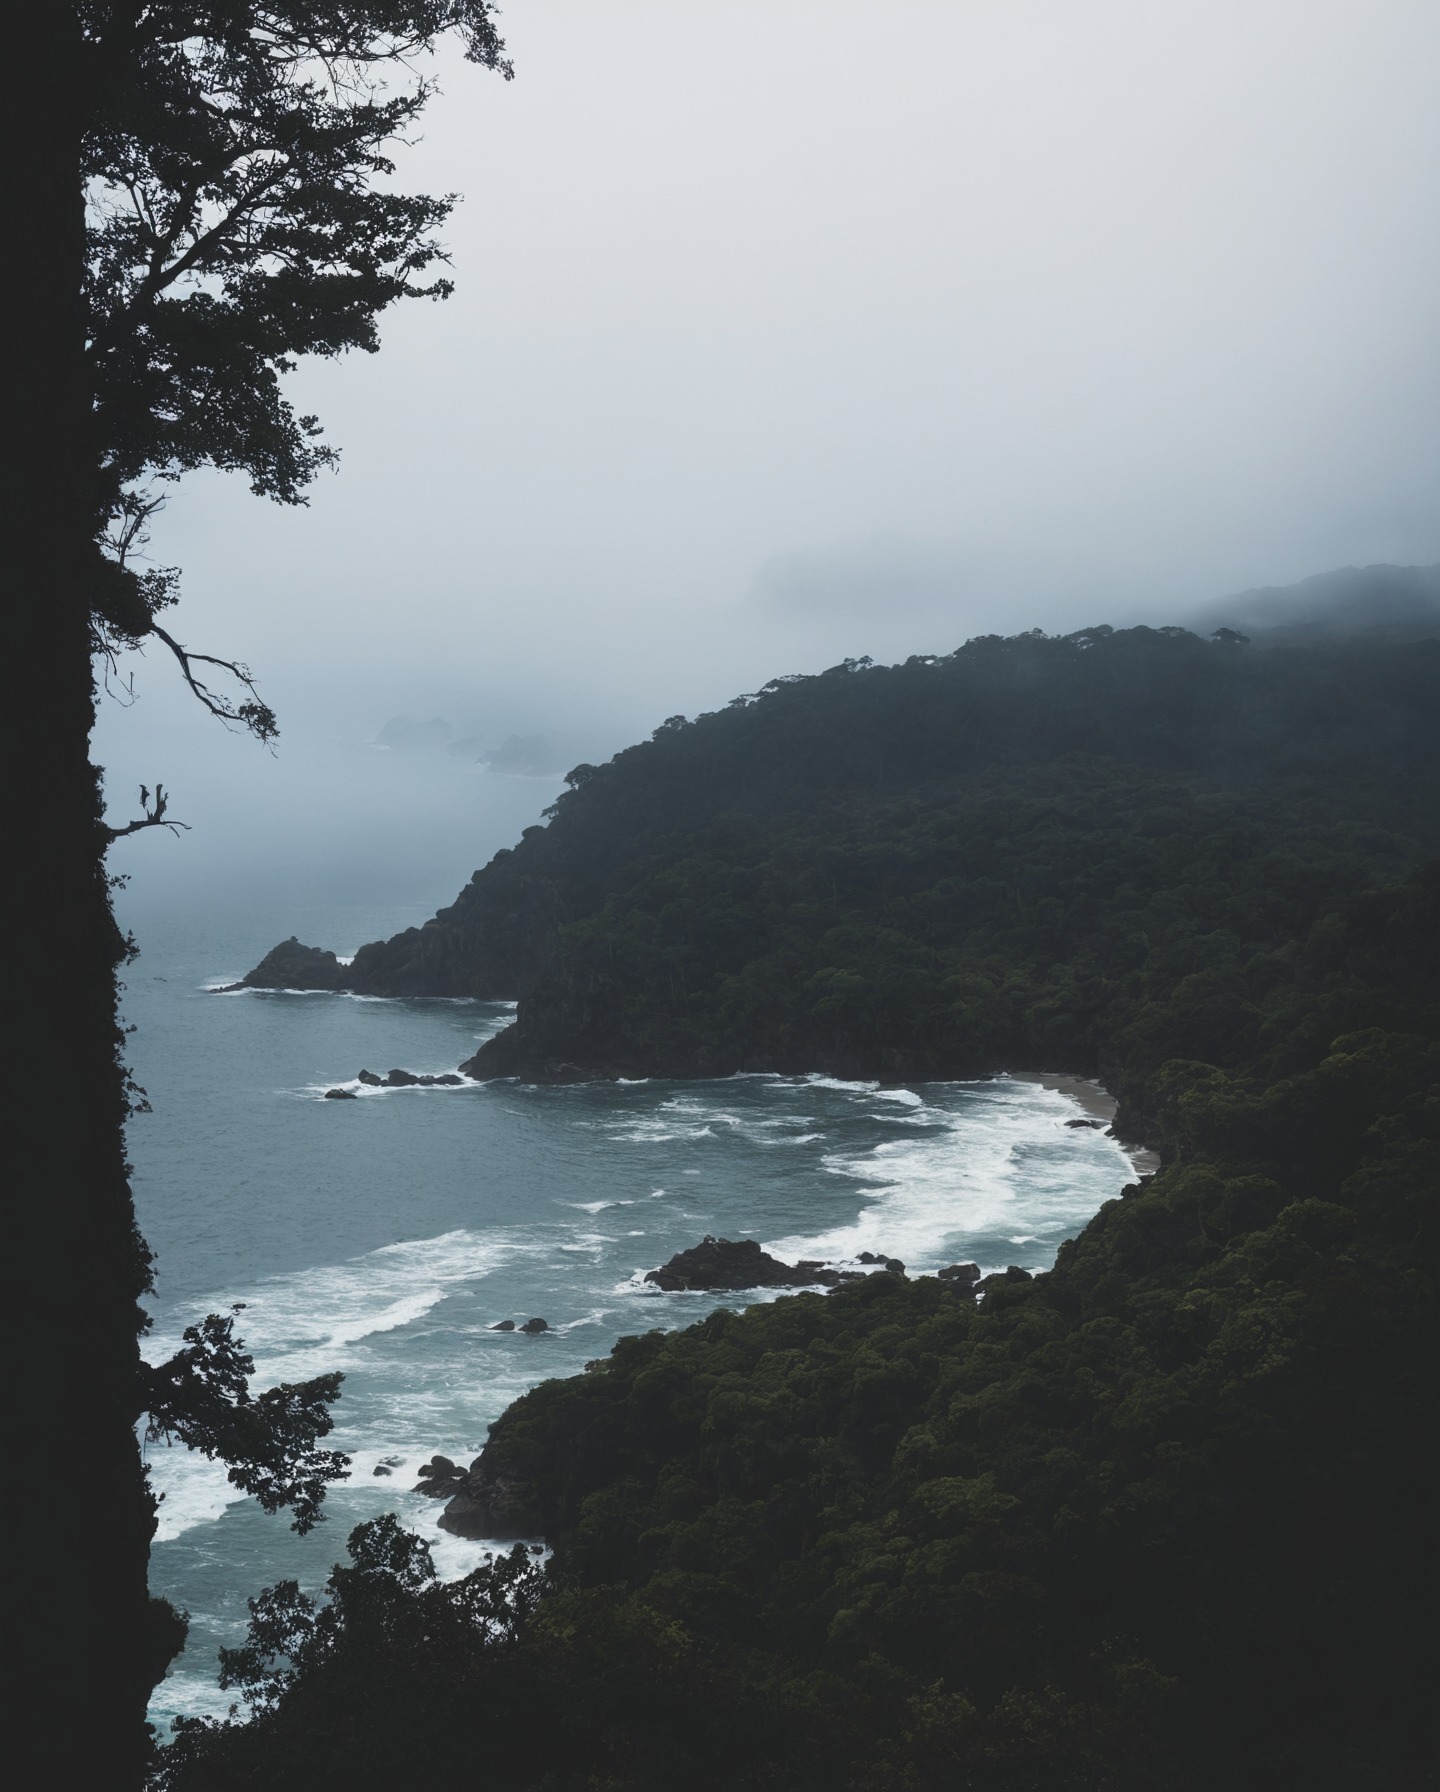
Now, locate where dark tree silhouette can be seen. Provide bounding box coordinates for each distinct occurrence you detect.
[4,7,509,1782]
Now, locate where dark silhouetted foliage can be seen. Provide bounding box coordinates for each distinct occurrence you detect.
[9,10,508,1783]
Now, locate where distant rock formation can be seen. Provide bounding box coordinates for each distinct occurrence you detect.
[218,936,349,993]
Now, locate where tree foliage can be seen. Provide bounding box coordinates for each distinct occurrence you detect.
[143,1310,349,1533]
[81,1,511,733]
[6,12,508,1778]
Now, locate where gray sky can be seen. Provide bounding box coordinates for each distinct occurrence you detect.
[100,0,1440,912]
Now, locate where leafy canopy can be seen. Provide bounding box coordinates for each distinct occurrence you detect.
[81,2,512,734]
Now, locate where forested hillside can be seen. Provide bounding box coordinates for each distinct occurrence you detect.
[166,879,1438,1790]
[248,623,1440,1141]
[166,621,1440,1790]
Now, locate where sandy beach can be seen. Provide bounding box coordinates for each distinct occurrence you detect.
[1006,1071,1161,1178]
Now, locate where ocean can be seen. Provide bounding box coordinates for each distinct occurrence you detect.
[119,894,1141,1737]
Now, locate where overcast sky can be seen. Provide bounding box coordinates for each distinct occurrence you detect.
[100,0,1440,913]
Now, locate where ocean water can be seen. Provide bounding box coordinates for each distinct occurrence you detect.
[120,898,1140,1737]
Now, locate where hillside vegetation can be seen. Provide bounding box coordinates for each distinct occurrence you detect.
[186,624,1439,1789]
[250,623,1438,1137]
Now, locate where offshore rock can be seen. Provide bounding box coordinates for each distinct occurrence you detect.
[937,1262,982,1284]
[490,1320,516,1331]
[644,1236,866,1293]
[414,1454,468,1497]
[323,1087,358,1100]
[233,936,349,992]
[518,1317,549,1334]
[357,1067,467,1088]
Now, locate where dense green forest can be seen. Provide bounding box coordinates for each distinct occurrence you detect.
[165,622,1440,1789]
[249,623,1439,1137]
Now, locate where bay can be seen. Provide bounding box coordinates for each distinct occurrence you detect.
[119,897,1139,1736]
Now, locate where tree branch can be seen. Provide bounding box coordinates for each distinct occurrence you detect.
[104,783,190,842]
[149,622,279,743]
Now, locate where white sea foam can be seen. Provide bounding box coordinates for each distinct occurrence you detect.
[145,1048,1138,1743]
[146,1448,251,1543]
[210,984,485,1006]
[556,1307,612,1333]
[766,1081,1132,1274]
[148,1229,529,1398]
[149,1665,247,1729]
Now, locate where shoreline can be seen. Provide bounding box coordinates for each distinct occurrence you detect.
[1005,1071,1161,1178]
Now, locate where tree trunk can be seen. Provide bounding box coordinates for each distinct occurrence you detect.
[5,11,165,1782]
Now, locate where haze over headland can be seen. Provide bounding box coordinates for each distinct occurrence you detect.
[95,0,1440,909]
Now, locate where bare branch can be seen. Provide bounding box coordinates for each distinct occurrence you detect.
[149,622,279,744]
[104,783,190,843]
